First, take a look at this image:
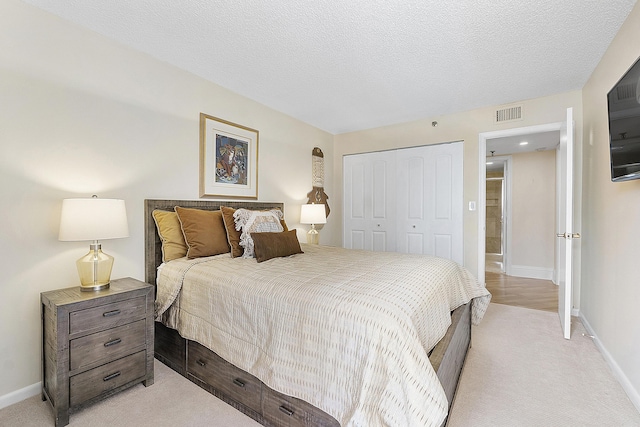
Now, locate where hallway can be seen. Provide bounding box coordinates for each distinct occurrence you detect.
[485,271,558,312]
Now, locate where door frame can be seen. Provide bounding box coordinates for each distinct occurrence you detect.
[477,122,562,286]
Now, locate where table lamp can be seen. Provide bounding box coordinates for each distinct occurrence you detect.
[59,196,129,291]
[300,203,326,245]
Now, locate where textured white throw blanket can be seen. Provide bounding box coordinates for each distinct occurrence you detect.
[156,244,491,427]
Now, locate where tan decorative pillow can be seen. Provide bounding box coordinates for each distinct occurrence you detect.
[220,206,244,258]
[174,206,230,258]
[222,207,289,258]
[252,230,303,263]
[152,210,188,262]
[233,208,284,258]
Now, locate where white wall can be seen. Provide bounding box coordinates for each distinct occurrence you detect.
[581,2,640,411]
[0,0,336,403]
[510,150,556,278]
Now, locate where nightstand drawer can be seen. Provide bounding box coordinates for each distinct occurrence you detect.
[187,341,262,413]
[70,350,146,407]
[70,319,146,371]
[69,296,146,335]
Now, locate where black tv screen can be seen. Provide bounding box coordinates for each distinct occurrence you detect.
[608,56,640,182]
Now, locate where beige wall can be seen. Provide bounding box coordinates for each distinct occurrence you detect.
[0,0,336,401]
[510,150,556,275]
[334,92,582,278]
[581,2,640,409]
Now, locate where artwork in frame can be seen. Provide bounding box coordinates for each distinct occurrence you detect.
[199,113,259,199]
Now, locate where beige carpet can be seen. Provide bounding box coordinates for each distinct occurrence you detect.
[448,303,640,427]
[1,303,639,426]
[0,359,261,427]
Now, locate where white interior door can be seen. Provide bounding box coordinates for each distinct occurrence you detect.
[396,143,463,264]
[557,107,575,339]
[344,143,462,263]
[343,151,397,251]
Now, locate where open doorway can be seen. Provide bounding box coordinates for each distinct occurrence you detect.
[478,124,562,312]
[478,122,562,283]
[486,132,559,279]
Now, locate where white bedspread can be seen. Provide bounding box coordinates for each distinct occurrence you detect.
[155,244,491,427]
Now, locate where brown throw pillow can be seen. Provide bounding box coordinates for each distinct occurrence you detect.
[251,230,303,263]
[174,206,230,258]
[152,210,188,262]
[220,206,244,258]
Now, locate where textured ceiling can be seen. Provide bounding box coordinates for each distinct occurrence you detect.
[487,131,560,157]
[21,0,638,134]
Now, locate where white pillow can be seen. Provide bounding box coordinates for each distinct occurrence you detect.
[233,208,284,258]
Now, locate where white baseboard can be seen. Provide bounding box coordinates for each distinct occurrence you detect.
[0,382,41,410]
[508,265,554,281]
[580,313,640,414]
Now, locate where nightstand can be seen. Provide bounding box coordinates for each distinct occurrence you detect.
[41,277,154,427]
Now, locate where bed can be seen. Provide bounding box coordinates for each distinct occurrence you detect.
[144,199,491,427]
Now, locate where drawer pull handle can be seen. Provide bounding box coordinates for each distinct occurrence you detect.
[103,309,121,317]
[104,338,122,347]
[279,405,294,416]
[196,360,206,367]
[103,371,121,382]
[233,378,245,388]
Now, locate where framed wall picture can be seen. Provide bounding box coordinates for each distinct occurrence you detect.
[199,113,259,199]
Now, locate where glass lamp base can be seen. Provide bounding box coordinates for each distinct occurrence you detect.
[76,243,113,292]
[306,228,319,245]
[80,283,110,292]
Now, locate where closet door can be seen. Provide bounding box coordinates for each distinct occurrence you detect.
[343,151,396,251]
[396,143,463,264]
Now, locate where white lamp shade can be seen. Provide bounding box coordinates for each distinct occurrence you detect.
[300,203,327,225]
[59,198,129,241]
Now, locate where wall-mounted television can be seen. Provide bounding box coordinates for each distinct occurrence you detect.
[608,56,640,182]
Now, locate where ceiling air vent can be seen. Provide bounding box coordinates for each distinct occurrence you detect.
[494,105,523,124]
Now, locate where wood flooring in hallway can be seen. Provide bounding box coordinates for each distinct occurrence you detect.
[485,271,558,312]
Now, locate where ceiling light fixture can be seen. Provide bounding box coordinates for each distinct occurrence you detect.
[519,141,529,146]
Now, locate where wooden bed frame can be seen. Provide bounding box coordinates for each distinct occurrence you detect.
[144,199,471,427]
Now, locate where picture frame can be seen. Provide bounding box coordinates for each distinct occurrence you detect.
[199,113,259,199]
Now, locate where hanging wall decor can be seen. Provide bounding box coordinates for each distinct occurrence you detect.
[306,147,330,218]
[199,113,259,199]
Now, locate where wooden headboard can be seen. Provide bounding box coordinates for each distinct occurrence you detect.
[144,199,285,287]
